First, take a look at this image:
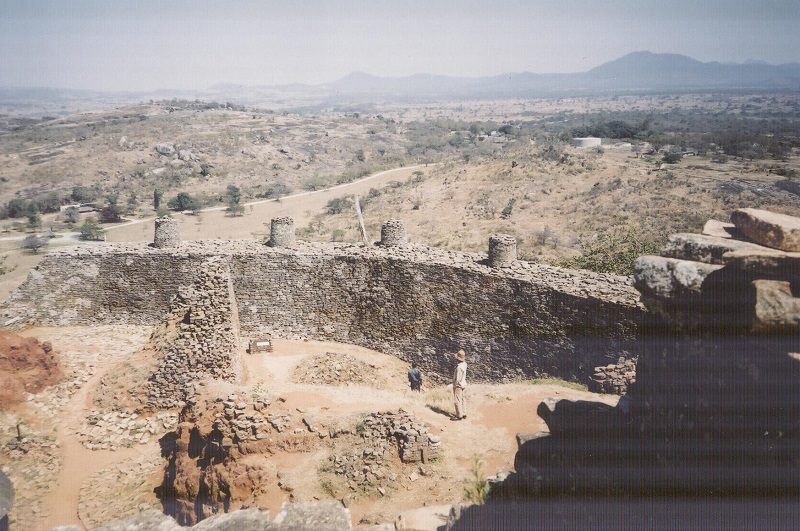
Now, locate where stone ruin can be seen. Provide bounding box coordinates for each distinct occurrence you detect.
[2,216,645,388]
[9,207,799,529]
[147,256,241,410]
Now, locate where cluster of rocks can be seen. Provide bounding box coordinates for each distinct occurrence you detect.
[292,352,381,386]
[148,257,241,410]
[589,357,637,395]
[78,453,163,528]
[329,411,441,497]
[71,502,355,531]
[635,208,800,332]
[0,435,60,531]
[78,410,178,451]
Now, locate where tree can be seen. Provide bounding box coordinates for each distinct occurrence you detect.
[78,217,104,241]
[167,192,200,212]
[153,189,163,210]
[325,197,353,214]
[225,185,244,216]
[98,195,122,223]
[22,234,49,254]
[63,206,80,225]
[71,185,95,203]
[6,198,32,219]
[27,209,42,230]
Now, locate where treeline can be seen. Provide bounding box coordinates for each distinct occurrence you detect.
[0,185,100,220]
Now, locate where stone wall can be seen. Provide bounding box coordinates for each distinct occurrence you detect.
[3,238,645,384]
[147,257,242,409]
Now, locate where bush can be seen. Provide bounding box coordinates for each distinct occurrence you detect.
[22,234,49,254]
[167,192,201,212]
[556,227,661,276]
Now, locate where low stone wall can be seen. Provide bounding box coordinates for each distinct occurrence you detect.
[3,238,645,384]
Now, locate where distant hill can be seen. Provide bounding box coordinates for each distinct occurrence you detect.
[2,52,799,114]
[322,52,800,100]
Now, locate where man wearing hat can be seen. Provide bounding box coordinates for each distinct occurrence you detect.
[452,349,467,420]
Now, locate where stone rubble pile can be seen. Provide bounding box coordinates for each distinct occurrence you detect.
[148,257,241,410]
[329,410,442,497]
[78,410,178,451]
[291,352,381,386]
[589,357,637,395]
[78,453,163,528]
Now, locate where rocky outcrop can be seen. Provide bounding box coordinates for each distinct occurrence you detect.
[91,503,353,530]
[496,208,800,503]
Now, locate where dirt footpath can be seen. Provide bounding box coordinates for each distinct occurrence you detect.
[1,326,618,529]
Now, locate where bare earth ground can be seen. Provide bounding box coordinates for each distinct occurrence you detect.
[0,325,617,530]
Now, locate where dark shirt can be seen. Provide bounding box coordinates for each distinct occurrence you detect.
[408,367,422,387]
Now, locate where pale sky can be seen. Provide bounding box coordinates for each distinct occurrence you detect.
[1,0,798,91]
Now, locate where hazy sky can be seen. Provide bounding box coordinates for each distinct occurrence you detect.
[1,0,798,91]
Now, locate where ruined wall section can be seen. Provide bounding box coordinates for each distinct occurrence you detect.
[3,244,199,327]
[4,240,645,383]
[147,256,242,409]
[232,244,644,382]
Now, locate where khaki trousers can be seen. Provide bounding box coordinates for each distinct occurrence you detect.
[454,387,466,418]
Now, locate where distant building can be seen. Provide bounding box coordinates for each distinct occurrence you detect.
[572,137,602,148]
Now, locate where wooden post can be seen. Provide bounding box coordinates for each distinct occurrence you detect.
[354,194,369,245]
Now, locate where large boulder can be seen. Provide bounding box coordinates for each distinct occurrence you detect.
[730,208,800,252]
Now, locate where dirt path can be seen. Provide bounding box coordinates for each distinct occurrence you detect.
[39,364,152,529]
[105,164,430,243]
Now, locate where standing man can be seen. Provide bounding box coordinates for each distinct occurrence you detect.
[408,362,422,391]
[452,349,467,420]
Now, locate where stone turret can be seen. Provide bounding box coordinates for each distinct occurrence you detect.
[380,219,408,246]
[153,216,180,248]
[488,234,517,267]
[268,217,295,248]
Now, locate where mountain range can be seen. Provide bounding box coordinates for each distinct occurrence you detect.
[315,51,800,101]
[2,52,799,114]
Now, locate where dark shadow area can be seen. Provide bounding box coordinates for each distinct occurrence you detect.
[448,331,800,529]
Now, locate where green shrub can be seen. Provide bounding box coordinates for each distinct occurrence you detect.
[556,227,661,276]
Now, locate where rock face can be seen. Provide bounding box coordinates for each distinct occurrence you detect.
[0,331,62,406]
[498,208,800,502]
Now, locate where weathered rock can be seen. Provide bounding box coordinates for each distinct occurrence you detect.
[155,143,175,156]
[660,233,771,265]
[731,208,800,252]
[722,249,800,276]
[702,219,741,239]
[751,279,800,332]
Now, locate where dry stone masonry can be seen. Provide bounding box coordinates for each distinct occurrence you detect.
[147,257,242,410]
[379,219,408,247]
[3,218,645,385]
[488,234,517,268]
[268,216,295,248]
[153,216,181,248]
